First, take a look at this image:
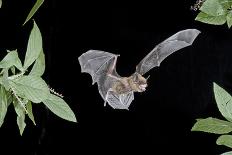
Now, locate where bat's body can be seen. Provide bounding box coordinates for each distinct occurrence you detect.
[78,29,200,109]
[109,73,147,94]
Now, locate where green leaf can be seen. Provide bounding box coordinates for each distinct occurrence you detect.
[23,0,44,25]
[196,12,227,25]
[214,83,232,121]
[24,21,42,69]
[0,50,24,71]
[9,75,50,103]
[217,135,232,148]
[17,114,26,136]
[221,151,232,155]
[13,99,26,135]
[43,94,77,122]
[0,86,8,127]
[191,117,232,134]
[219,0,232,9]
[26,101,36,125]
[200,0,227,16]
[6,91,12,107]
[2,69,10,91]
[29,50,45,76]
[227,11,232,28]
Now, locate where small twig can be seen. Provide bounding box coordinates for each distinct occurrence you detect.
[190,0,205,11]
[8,71,25,80]
[49,86,64,98]
[11,87,28,113]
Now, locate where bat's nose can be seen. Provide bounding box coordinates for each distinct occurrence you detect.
[139,84,147,91]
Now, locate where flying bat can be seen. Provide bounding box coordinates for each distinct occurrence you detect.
[78,29,200,110]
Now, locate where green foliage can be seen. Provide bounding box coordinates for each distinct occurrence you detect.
[29,50,45,76]
[214,83,232,122]
[191,117,232,134]
[217,135,232,148]
[43,94,77,122]
[196,12,227,25]
[226,11,232,27]
[9,75,50,103]
[192,83,232,154]
[23,0,44,25]
[13,98,26,135]
[24,21,42,69]
[0,21,77,135]
[26,101,36,125]
[0,50,24,71]
[195,0,232,28]
[222,151,232,155]
[0,86,8,127]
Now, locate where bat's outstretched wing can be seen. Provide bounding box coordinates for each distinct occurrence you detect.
[136,29,201,75]
[78,50,134,109]
[78,50,119,84]
[78,50,119,98]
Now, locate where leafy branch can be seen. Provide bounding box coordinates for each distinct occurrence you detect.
[192,83,232,155]
[0,0,77,135]
[193,0,232,28]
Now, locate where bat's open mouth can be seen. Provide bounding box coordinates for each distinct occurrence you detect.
[139,84,147,92]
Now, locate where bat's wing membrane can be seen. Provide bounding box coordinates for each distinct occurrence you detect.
[78,50,119,84]
[106,90,134,110]
[136,29,200,75]
[79,50,131,108]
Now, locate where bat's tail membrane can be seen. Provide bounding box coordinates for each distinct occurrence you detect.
[105,91,134,110]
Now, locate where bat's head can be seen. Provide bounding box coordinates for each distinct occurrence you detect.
[131,73,148,92]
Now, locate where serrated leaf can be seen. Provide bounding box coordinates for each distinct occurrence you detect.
[26,101,36,125]
[0,50,23,71]
[30,50,45,76]
[9,75,50,103]
[221,151,232,155]
[217,135,232,148]
[214,83,232,121]
[23,0,44,25]
[200,0,227,16]
[196,12,227,25]
[191,117,232,134]
[43,94,77,122]
[227,11,232,28]
[24,21,42,69]
[13,99,26,135]
[0,86,8,127]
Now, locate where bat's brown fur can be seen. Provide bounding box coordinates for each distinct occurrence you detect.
[111,73,147,94]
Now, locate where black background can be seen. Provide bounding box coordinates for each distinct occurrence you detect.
[1,0,232,154]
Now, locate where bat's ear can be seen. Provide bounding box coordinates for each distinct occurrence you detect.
[133,74,138,81]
